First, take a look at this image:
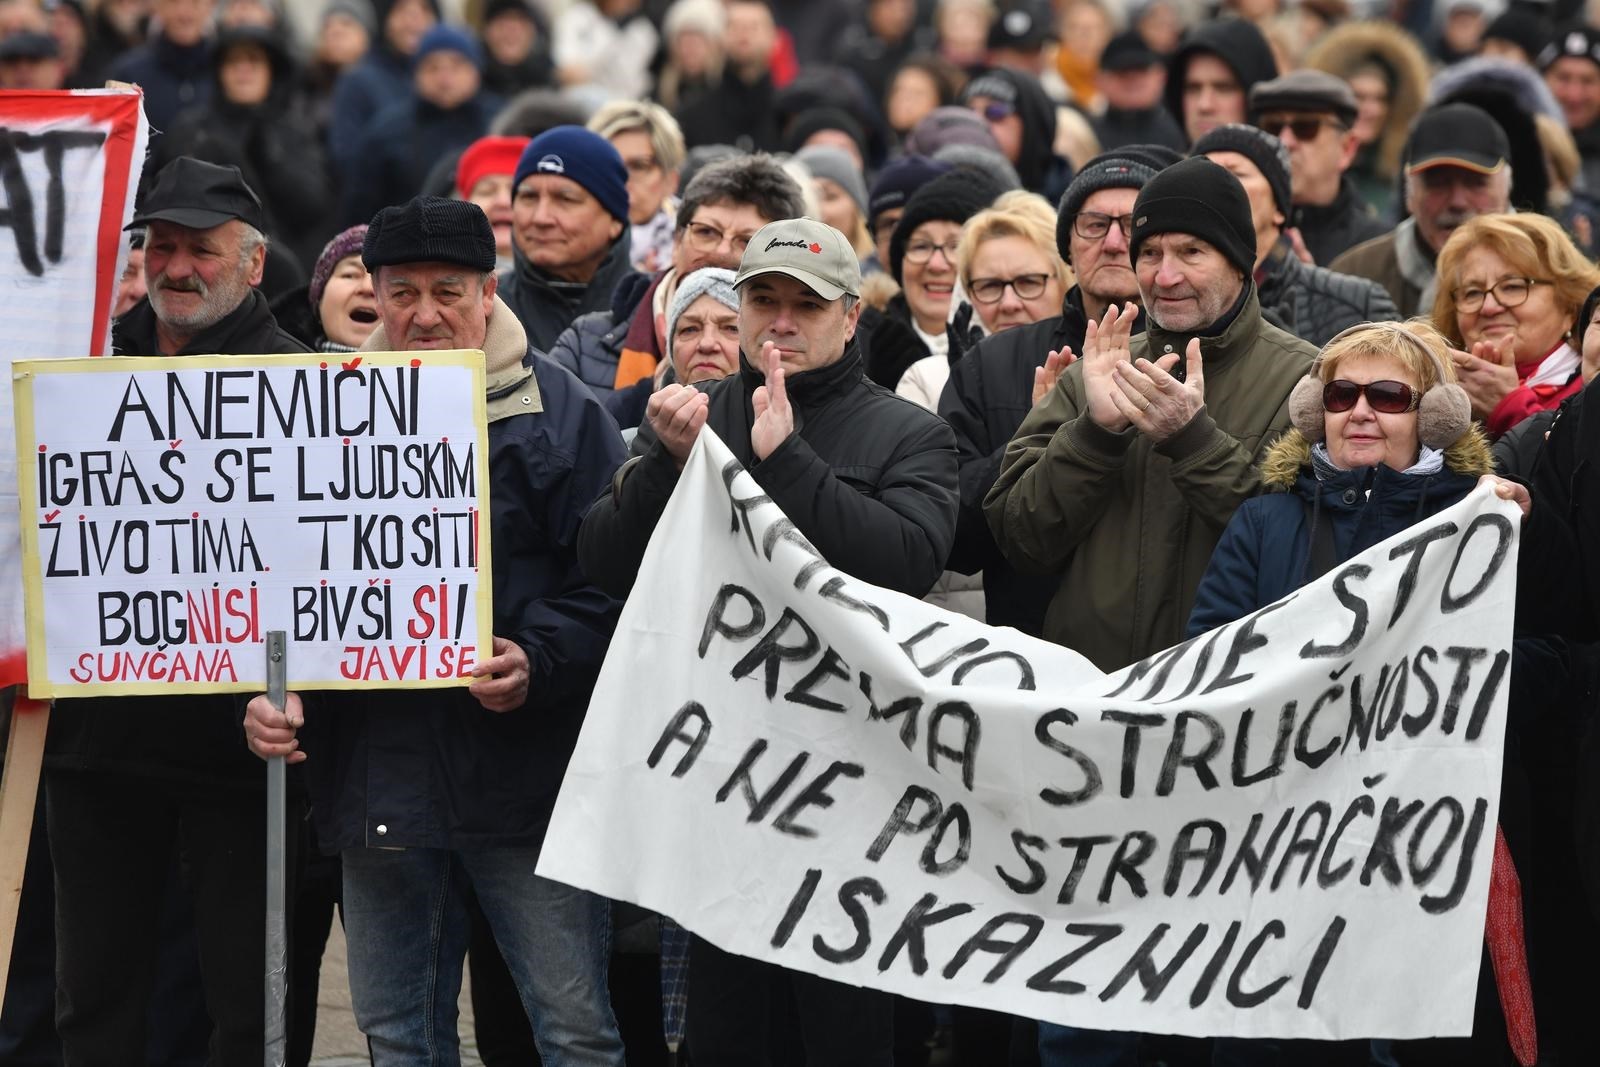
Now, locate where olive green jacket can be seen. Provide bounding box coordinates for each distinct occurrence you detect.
[983,286,1315,671]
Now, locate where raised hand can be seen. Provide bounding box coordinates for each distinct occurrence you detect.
[1081,303,1140,432]
[646,383,709,469]
[1450,338,1519,420]
[750,341,795,460]
[1032,347,1077,406]
[1110,336,1206,443]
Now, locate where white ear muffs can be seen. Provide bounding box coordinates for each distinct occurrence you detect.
[1288,373,1326,441]
[1418,382,1472,449]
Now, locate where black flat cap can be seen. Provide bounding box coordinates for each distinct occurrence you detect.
[362,196,496,273]
[127,157,266,232]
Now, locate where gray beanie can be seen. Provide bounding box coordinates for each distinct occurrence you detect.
[666,267,739,348]
[796,146,868,220]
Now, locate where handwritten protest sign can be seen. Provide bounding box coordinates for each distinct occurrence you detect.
[11,351,493,697]
[540,428,1518,1040]
[0,90,148,687]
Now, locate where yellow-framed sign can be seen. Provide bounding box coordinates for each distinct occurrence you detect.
[11,350,493,697]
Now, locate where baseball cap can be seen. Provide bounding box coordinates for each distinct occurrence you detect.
[127,157,266,232]
[734,218,861,301]
[1405,103,1509,175]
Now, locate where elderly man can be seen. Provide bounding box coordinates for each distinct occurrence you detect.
[940,146,1173,636]
[245,195,627,1065]
[43,157,307,1066]
[1163,17,1278,146]
[1330,103,1513,316]
[549,152,805,423]
[1195,123,1399,345]
[1541,26,1600,193]
[578,217,957,1065]
[1249,69,1387,265]
[498,124,641,352]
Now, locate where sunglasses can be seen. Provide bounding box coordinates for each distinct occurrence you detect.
[1256,115,1346,141]
[980,101,1016,122]
[1322,379,1420,414]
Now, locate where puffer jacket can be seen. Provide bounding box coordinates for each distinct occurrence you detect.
[984,284,1315,671]
[1186,427,1494,636]
[548,270,658,403]
[1256,239,1401,347]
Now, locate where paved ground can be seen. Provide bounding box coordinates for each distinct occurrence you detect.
[308,922,482,1067]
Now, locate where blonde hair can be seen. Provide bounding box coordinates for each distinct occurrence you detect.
[1315,318,1457,391]
[956,191,1072,293]
[1535,112,1581,195]
[587,101,687,175]
[1431,212,1600,345]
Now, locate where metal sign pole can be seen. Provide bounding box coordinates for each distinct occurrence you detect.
[264,631,287,1067]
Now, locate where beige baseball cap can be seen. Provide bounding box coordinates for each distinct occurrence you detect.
[733,218,862,301]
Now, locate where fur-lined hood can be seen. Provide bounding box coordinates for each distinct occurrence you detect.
[1259,424,1496,489]
[1304,21,1434,181]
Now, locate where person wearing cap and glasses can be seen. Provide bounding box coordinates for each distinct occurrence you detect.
[578,218,958,1064]
[1249,69,1387,266]
[245,195,629,1066]
[1540,26,1600,194]
[1330,103,1513,319]
[43,156,309,1067]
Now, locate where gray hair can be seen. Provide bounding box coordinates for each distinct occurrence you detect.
[678,154,807,233]
[237,222,268,267]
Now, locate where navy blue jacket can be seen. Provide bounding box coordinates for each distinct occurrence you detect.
[109,34,212,130]
[1187,433,1490,637]
[303,348,627,851]
[341,91,503,227]
[327,46,413,181]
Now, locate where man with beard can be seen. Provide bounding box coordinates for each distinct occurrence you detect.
[1330,103,1513,316]
[45,156,307,1065]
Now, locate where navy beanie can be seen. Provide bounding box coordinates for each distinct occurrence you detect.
[867,155,954,229]
[413,23,483,70]
[512,126,630,226]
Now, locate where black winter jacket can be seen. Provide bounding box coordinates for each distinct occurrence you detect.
[1256,240,1401,347]
[578,342,959,600]
[302,348,627,851]
[1294,177,1388,268]
[499,239,641,354]
[549,270,654,402]
[46,290,311,789]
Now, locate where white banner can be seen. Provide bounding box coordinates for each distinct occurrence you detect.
[540,428,1519,1040]
[12,351,493,696]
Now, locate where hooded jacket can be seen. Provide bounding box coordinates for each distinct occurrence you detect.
[984,284,1314,671]
[578,341,959,602]
[1256,238,1401,347]
[1304,20,1434,195]
[1187,427,1494,636]
[498,235,642,354]
[1163,19,1279,146]
[300,296,626,850]
[963,67,1067,197]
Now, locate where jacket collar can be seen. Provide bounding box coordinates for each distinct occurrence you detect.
[736,339,864,410]
[513,236,630,304]
[359,293,543,417]
[1293,178,1368,230]
[1142,281,1261,371]
[114,287,276,356]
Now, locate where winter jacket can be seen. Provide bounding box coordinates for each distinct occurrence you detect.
[1186,428,1493,637]
[860,295,934,390]
[301,298,626,851]
[342,91,504,227]
[676,67,781,152]
[1491,408,1559,477]
[1328,218,1436,318]
[109,33,212,131]
[327,46,414,182]
[1256,239,1401,347]
[578,341,959,601]
[1090,106,1187,154]
[549,270,665,405]
[1294,177,1388,267]
[939,287,1103,635]
[498,236,642,354]
[984,284,1315,671]
[45,289,311,789]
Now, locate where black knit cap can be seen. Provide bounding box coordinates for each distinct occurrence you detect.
[363,196,497,273]
[1056,144,1181,262]
[1192,122,1292,220]
[1575,282,1600,346]
[1130,156,1255,278]
[888,170,1003,282]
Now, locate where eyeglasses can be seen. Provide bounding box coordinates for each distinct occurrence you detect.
[1450,277,1549,314]
[968,273,1052,303]
[904,239,960,264]
[1322,379,1420,414]
[622,156,661,177]
[1256,114,1346,141]
[684,220,755,254]
[1073,212,1134,241]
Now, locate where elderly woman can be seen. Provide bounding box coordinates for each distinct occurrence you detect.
[1432,212,1600,437]
[271,225,379,353]
[954,190,1069,336]
[588,100,686,274]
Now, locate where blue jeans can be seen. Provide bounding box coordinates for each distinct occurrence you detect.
[341,845,623,1067]
[1037,1024,1141,1067]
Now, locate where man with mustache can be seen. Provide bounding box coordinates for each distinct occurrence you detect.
[45,156,308,1065]
[1331,103,1513,316]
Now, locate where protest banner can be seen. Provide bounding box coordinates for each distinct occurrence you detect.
[540,427,1519,1041]
[10,350,494,697]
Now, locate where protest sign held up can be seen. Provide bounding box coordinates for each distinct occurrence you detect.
[540,427,1519,1042]
[11,350,493,697]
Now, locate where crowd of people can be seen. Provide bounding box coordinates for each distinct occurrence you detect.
[5,0,1600,1064]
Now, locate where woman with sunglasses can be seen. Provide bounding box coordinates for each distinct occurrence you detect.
[1432,212,1600,437]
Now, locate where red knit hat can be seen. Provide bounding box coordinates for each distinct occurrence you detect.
[455,136,530,200]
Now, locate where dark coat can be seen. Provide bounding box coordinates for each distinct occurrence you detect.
[1256,240,1402,347]
[860,295,933,390]
[1090,106,1187,154]
[498,238,641,354]
[327,46,414,181]
[109,34,212,131]
[578,342,960,601]
[342,91,504,227]
[548,270,655,402]
[675,67,781,152]
[1294,177,1388,267]
[45,290,311,789]
[300,348,626,851]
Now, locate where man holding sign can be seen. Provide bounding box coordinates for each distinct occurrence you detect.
[43,156,309,1064]
[578,217,959,1065]
[245,197,629,1065]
